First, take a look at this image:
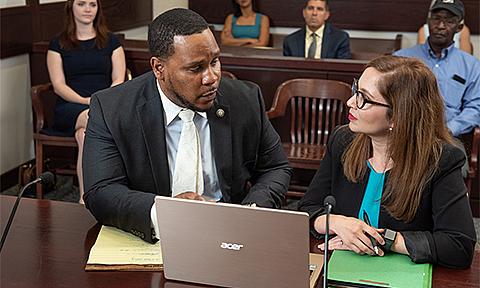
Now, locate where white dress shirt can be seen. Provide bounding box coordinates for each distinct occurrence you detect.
[151,80,222,238]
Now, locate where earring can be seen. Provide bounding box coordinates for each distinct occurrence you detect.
[389,127,393,132]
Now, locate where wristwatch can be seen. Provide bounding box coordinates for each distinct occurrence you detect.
[381,229,397,252]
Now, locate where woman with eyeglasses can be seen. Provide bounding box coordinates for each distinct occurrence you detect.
[298,55,476,268]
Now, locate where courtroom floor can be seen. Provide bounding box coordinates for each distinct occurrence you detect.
[2,175,480,243]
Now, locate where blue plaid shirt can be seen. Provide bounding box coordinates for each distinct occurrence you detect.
[394,41,480,136]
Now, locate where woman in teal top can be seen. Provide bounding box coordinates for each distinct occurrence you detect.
[221,0,270,47]
[298,56,476,268]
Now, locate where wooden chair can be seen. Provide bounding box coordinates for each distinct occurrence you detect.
[268,78,351,145]
[350,34,402,60]
[31,69,133,199]
[465,126,480,199]
[267,78,351,199]
[31,83,77,199]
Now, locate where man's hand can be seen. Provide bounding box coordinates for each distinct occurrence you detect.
[174,192,205,201]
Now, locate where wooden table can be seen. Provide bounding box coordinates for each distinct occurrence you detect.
[1,196,478,287]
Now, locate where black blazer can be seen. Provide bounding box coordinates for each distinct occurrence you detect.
[83,72,292,243]
[283,23,351,59]
[298,126,476,268]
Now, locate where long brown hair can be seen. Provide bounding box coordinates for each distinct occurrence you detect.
[59,0,110,50]
[343,55,456,222]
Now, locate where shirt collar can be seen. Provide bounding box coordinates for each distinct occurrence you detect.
[306,25,324,38]
[423,39,455,60]
[156,80,207,126]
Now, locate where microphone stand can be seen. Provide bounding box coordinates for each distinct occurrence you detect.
[0,178,42,252]
[323,201,333,288]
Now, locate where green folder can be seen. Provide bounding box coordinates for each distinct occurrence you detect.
[327,250,432,288]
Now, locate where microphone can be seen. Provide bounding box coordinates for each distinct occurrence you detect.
[323,195,336,288]
[0,171,54,252]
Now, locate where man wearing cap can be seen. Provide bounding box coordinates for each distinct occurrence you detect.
[283,0,351,59]
[83,8,292,242]
[395,0,480,137]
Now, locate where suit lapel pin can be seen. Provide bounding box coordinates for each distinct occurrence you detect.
[216,108,225,118]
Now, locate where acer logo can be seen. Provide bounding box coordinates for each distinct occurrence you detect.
[220,242,244,251]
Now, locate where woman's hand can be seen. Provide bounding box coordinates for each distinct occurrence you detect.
[314,214,385,255]
[318,235,385,256]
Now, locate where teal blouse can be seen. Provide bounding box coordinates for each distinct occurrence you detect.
[358,162,386,228]
[231,13,262,39]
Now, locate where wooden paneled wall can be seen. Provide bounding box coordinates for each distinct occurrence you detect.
[190,0,479,34]
[1,0,152,59]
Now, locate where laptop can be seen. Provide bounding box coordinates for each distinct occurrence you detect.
[155,196,314,288]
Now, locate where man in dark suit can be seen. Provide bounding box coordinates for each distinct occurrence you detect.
[82,8,291,243]
[283,0,351,59]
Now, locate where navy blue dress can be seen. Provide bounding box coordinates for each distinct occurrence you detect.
[48,33,121,136]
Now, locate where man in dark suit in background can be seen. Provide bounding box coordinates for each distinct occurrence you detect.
[283,0,351,59]
[82,8,291,243]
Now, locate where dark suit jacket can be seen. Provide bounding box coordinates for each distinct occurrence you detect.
[83,72,292,243]
[283,23,351,59]
[298,126,476,268]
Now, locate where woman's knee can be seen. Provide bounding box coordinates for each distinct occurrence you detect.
[75,109,89,130]
[75,128,86,145]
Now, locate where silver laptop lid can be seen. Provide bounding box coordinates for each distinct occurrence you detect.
[155,196,310,288]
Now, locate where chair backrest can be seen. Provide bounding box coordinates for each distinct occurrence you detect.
[31,83,56,133]
[269,33,286,48]
[464,126,479,193]
[32,67,133,133]
[268,78,351,145]
[350,34,402,60]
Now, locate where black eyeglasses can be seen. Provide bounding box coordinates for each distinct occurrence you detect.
[351,78,391,109]
[428,15,459,27]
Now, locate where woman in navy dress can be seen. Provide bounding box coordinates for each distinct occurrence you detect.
[47,0,126,204]
[221,0,270,47]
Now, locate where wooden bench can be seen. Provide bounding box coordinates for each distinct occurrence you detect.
[270,33,402,60]
[213,29,402,60]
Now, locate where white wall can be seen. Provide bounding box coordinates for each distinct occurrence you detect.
[153,0,187,18]
[39,0,65,3]
[0,55,34,174]
[120,0,188,39]
[0,1,34,175]
[0,0,25,9]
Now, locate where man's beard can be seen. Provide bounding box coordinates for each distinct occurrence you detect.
[168,79,211,112]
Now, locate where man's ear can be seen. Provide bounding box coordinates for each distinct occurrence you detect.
[150,57,165,80]
[456,23,464,34]
[324,11,330,21]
